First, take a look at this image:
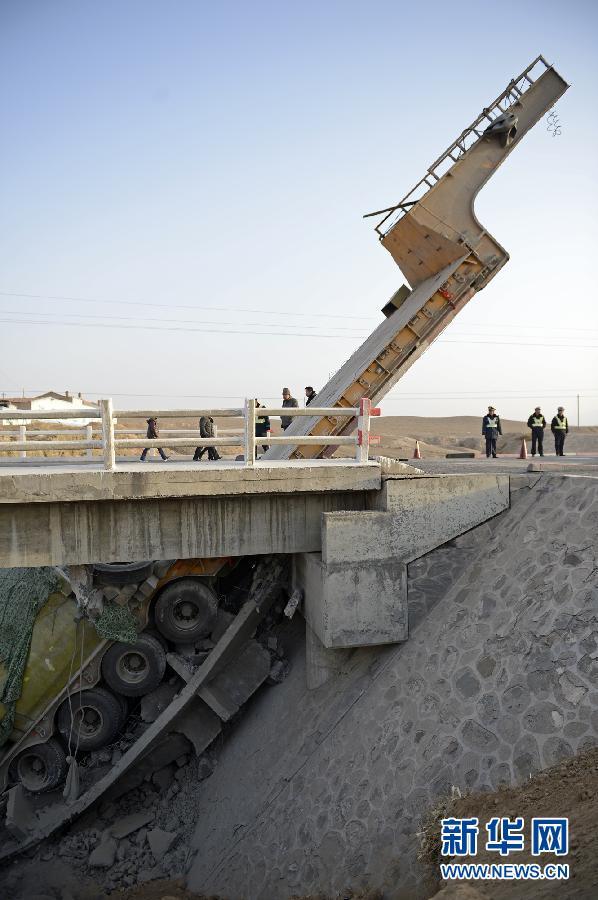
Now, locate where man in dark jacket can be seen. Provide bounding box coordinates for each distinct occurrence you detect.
[305,386,317,406]
[281,388,298,430]
[482,406,502,458]
[551,406,569,456]
[255,400,270,456]
[140,417,169,461]
[193,416,221,461]
[527,406,546,457]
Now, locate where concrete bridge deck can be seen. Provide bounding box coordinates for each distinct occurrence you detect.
[0,458,382,504]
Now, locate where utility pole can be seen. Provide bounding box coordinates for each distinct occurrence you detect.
[577,393,580,428]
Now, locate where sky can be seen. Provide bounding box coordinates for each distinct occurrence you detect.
[1,0,597,423]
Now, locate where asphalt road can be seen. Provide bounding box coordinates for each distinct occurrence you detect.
[0,453,597,476]
[409,454,598,475]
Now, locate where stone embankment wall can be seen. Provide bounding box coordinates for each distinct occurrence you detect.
[188,474,598,899]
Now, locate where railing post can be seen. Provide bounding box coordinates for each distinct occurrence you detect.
[18,424,26,460]
[85,424,93,458]
[244,398,256,466]
[356,397,370,464]
[100,398,115,470]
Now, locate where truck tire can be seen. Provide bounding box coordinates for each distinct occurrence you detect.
[93,561,153,586]
[143,627,170,652]
[56,687,123,752]
[12,738,68,794]
[154,578,218,643]
[101,633,166,697]
[115,691,130,729]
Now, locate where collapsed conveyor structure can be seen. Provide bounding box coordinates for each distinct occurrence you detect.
[264,55,568,460]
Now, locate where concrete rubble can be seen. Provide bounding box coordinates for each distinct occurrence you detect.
[4,746,217,894]
[111,810,155,839]
[88,835,117,868]
[147,827,177,860]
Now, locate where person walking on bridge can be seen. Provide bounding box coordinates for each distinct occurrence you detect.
[482,406,502,459]
[255,400,270,456]
[281,388,298,430]
[305,386,317,406]
[551,406,569,456]
[527,406,546,457]
[193,416,221,462]
[140,417,169,462]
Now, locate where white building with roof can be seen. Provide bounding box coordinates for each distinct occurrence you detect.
[0,391,98,426]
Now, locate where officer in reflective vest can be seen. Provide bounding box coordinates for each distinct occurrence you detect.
[526,406,547,456]
[551,406,569,456]
[482,406,502,458]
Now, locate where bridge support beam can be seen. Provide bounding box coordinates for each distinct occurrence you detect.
[294,474,509,655]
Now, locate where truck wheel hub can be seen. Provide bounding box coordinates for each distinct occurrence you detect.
[175,599,198,625]
[117,650,149,683]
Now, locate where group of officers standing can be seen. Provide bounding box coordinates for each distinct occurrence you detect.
[482,405,570,459]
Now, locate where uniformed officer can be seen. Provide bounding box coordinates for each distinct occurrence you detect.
[482,406,502,458]
[526,406,546,457]
[551,406,569,456]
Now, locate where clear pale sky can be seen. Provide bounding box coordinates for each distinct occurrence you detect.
[1,0,597,422]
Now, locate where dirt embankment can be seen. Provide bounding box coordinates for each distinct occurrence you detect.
[421,746,598,899]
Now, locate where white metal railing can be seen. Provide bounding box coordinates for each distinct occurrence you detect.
[0,398,380,470]
[0,425,244,459]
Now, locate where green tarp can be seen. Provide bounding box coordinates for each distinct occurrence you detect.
[0,567,61,748]
[0,568,138,749]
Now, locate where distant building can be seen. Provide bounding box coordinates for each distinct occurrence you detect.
[0,391,98,426]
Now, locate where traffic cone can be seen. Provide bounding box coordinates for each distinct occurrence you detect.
[519,437,528,460]
[413,440,422,460]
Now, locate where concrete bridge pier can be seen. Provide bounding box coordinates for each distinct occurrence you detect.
[294,472,510,686]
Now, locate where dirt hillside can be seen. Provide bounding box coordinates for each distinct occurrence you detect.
[421,746,598,899]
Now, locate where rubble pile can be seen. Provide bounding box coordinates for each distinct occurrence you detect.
[27,746,217,895]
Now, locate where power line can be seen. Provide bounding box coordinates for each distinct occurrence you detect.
[2,312,597,347]
[455,323,598,334]
[2,316,598,348]
[0,290,374,321]
[449,331,597,341]
[0,308,366,335]
[5,389,596,402]
[439,339,598,349]
[1,290,596,335]
[390,388,598,394]
[3,307,597,342]
[389,395,594,401]
[0,317,365,340]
